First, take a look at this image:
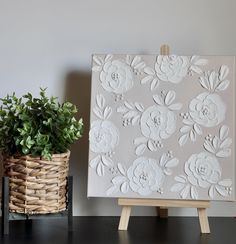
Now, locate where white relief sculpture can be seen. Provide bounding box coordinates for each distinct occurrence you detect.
[172,125,233,199]
[92,54,146,99]
[89,94,119,176]
[141,55,207,91]
[117,90,182,155]
[178,65,230,146]
[106,152,179,196]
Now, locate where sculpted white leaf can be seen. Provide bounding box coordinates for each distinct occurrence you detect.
[97,163,105,176]
[121,182,129,193]
[164,168,172,175]
[190,65,202,74]
[216,80,230,91]
[147,140,157,151]
[160,153,168,167]
[140,105,177,141]
[165,158,179,168]
[127,157,165,196]
[135,102,144,112]
[199,76,209,90]
[180,126,191,133]
[180,185,190,199]
[105,54,113,62]
[92,65,102,72]
[93,107,104,119]
[190,55,200,63]
[155,55,189,83]
[131,115,140,125]
[89,120,119,153]
[165,90,176,106]
[100,59,134,94]
[216,149,231,158]
[103,106,112,119]
[189,92,226,127]
[118,163,126,176]
[106,185,118,196]
[190,130,196,141]
[190,186,198,199]
[150,78,159,90]
[168,103,182,111]
[93,55,103,65]
[141,75,153,84]
[123,110,138,119]
[184,152,221,188]
[171,183,185,192]
[96,94,105,109]
[117,106,129,113]
[124,101,134,109]
[209,71,217,90]
[219,65,229,81]
[209,185,215,199]
[90,155,101,168]
[135,61,146,70]
[183,119,194,125]
[193,124,202,135]
[178,134,188,146]
[218,179,232,187]
[212,136,220,149]
[215,185,228,197]
[220,138,232,149]
[144,67,155,75]
[194,58,208,66]
[126,55,132,65]
[101,155,113,167]
[175,175,187,183]
[135,144,146,156]
[219,125,229,140]
[112,176,127,184]
[134,137,148,145]
[203,140,215,154]
[131,56,142,67]
[153,95,163,105]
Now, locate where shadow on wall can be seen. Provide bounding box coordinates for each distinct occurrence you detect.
[64,71,99,215]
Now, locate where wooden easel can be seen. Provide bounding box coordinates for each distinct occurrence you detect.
[118,44,210,234]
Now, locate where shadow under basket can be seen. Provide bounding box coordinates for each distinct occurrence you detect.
[3,151,70,215]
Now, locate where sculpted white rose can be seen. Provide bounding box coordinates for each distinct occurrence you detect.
[100,59,134,94]
[185,152,221,188]
[155,55,189,83]
[89,120,119,153]
[189,92,226,127]
[127,157,165,196]
[140,105,176,141]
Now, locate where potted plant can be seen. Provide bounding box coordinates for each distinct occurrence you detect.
[0,88,83,214]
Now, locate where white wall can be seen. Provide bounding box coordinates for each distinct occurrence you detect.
[0,0,236,216]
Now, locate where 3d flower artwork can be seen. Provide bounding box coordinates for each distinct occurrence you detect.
[0,88,83,214]
[88,54,234,202]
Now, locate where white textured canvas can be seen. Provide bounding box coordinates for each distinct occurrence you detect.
[87,54,235,201]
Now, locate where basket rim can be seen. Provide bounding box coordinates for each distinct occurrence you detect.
[2,150,70,160]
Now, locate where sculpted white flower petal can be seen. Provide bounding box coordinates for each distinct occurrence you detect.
[100,59,134,94]
[189,92,226,127]
[140,105,176,141]
[89,120,119,153]
[155,55,189,83]
[127,157,165,196]
[184,152,222,188]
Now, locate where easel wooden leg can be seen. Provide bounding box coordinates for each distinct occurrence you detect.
[118,206,131,230]
[158,207,168,218]
[197,208,210,234]
[1,177,9,235]
[67,176,73,232]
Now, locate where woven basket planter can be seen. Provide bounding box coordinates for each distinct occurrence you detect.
[3,151,70,215]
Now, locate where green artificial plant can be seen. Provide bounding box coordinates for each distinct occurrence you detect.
[0,88,83,159]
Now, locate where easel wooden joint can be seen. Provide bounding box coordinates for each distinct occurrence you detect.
[118,44,211,234]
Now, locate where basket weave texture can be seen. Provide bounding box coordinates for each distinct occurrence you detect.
[3,151,70,214]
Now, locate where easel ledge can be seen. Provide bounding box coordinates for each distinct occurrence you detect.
[118,44,210,234]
